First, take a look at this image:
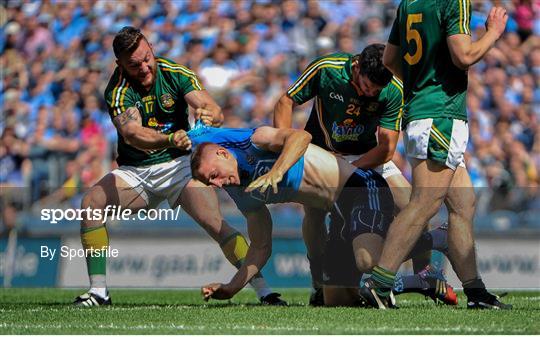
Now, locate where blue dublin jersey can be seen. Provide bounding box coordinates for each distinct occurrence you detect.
[188,124,305,212]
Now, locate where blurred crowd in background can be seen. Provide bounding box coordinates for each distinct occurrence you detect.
[1,0,539,228]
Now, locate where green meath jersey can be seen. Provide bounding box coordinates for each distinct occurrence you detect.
[287,53,403,155]
[104,57,205,166]
[388,0,471,125]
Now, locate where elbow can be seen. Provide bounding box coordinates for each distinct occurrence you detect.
[451,54,472,70]
[121,126,139,147]
[453,60,470,71]
[122,133,136,147]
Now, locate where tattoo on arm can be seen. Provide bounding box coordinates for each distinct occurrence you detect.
[114,107,141,128]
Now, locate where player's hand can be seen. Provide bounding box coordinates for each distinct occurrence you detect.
[245,169,283,194]
[194,108,215,126]
[170,129,192,151]
[485,6,508,39]
[201,283,233,301]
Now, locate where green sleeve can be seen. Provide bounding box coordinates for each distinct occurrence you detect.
[104,80,138,119]
[286,57,324,104]
[388,6,401,45]
[444,0,471,36]
[378,77,403,131]
[169,66,205,96]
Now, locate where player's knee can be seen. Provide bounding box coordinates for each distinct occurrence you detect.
[354,250,376,273]
[80,189,106,228]
[197,214,225,237]
[408,197,443,222]
[458,196,476,219]
[447,192,476,221]
[81,189,101,209]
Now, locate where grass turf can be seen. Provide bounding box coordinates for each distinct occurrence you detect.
[0,289,538,334]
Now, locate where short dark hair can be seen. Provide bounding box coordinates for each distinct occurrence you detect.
[355,43,393,87]
[112,26,145,59]
[190,142,214,181]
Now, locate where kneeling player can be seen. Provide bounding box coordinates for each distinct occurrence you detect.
[323,220,455,307]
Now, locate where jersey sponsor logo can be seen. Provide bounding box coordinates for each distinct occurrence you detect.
[147,117,174,134]
[329,92,344,102]
[160,93,175,109]
[331,119,365,142]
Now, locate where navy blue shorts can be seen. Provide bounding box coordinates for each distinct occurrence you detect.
[323,169,394,287]
[329,169,394,240]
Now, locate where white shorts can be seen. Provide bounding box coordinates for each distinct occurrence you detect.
[403,118,468,170]
[342,155,402,179]
[111,156,192,208]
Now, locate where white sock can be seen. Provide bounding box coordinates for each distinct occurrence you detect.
[250,276,271,298]
[89,275,107,298]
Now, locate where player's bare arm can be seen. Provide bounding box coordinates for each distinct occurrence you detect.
[447,6,508,70]
[113,107,192,151]
[246,127,312,194]
[273,94,297,128]
[185,90,223,127]
[383,43,403,80]
[202,206,273,300]
[351,127,399,169]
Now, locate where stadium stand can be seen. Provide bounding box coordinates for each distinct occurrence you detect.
[1,0,539,236]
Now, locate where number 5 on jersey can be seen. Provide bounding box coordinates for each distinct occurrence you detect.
[405,14,423,65]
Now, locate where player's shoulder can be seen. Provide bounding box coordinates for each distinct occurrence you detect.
[306,52,351,79]
[156,56,196,74]
[313,52,351,65]
[389,76,403,93]
[381,76,404,97]
[397,0,447,16]
[104,67,131,101]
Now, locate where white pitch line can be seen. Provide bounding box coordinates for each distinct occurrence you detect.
[0,323,530,334]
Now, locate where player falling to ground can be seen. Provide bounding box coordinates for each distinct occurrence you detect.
[187,124,454,305]
[74,26,284,306]
[274,43,442,305]
[360,1,511,309]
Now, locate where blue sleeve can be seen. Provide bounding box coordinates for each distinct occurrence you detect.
[226,186,265,213]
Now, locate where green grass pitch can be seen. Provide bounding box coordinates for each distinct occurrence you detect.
[0,289,538,334]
